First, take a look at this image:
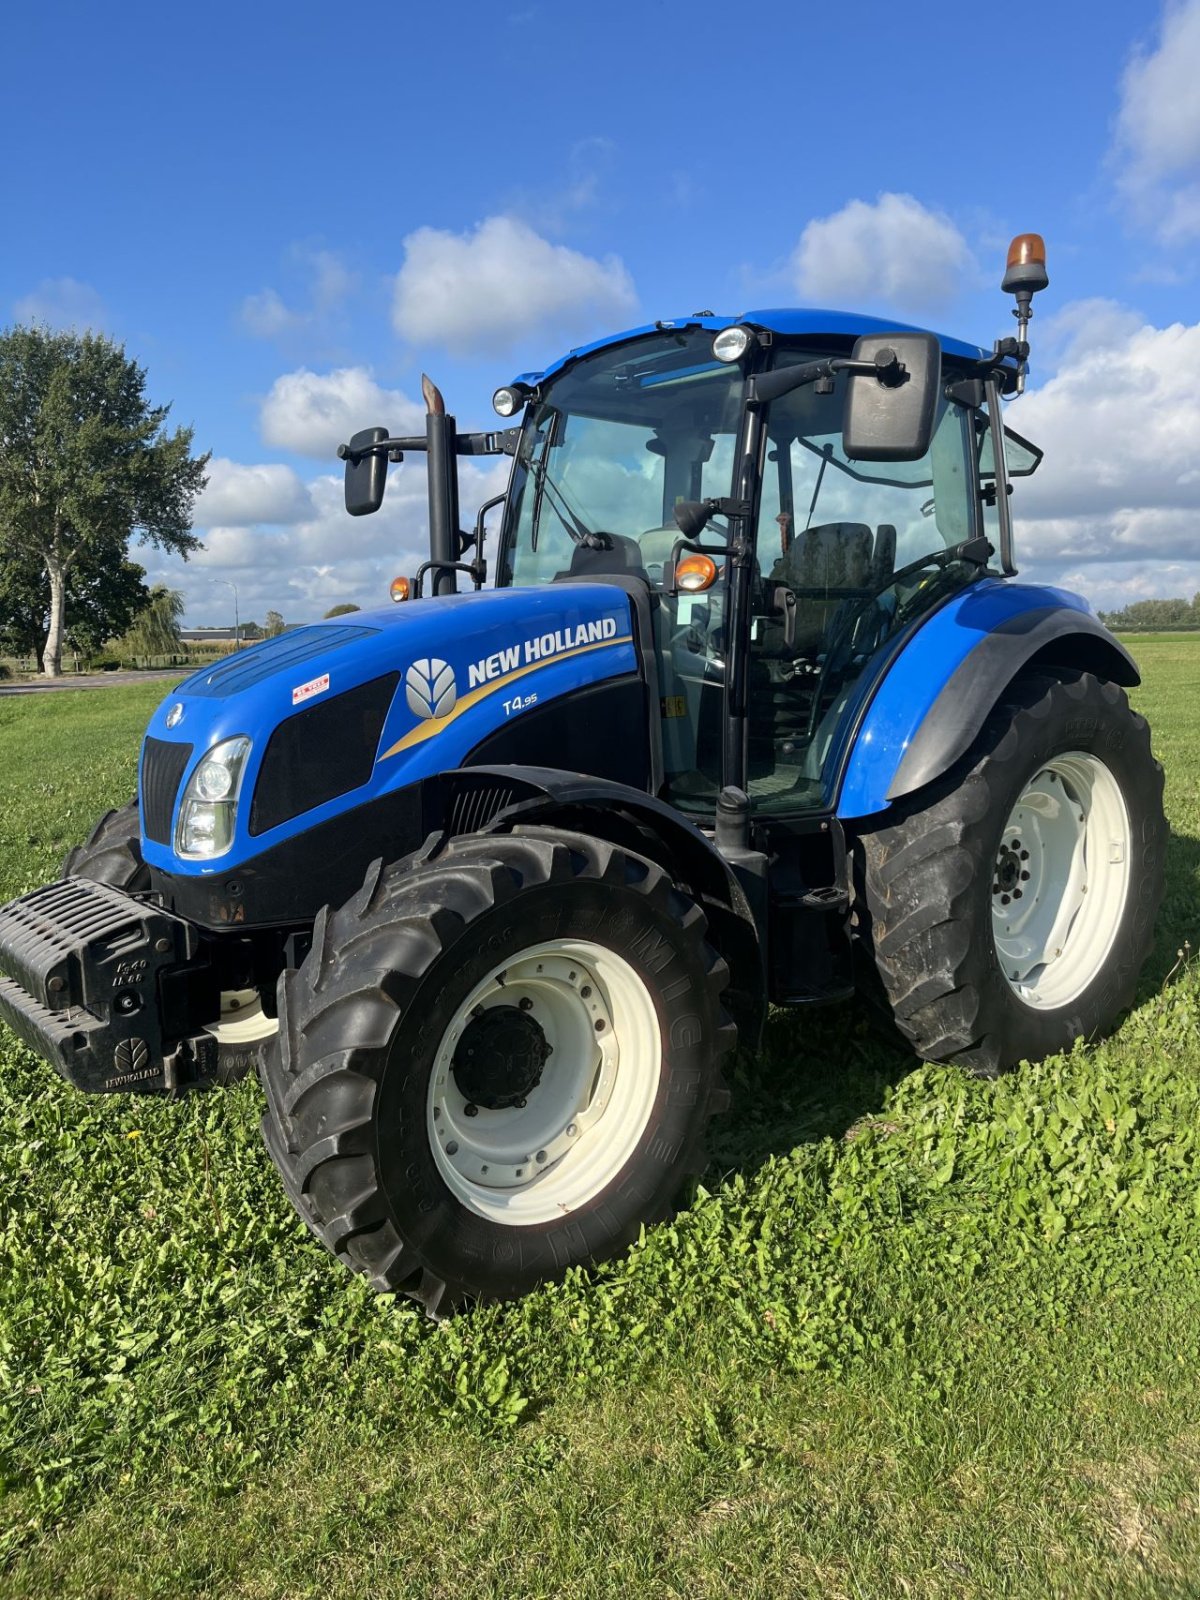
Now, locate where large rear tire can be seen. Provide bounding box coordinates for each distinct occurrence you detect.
[852,670,1167,1077]
[258,827,734,1314]
[63,800,275,1083]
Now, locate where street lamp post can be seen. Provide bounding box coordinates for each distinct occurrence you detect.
[215,579,240,650]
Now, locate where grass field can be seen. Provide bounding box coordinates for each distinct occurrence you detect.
[1,645,1199,1598]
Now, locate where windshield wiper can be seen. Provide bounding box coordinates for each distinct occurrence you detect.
[529,460,610,550]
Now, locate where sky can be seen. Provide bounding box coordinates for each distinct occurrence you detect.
[3,0,1199,624]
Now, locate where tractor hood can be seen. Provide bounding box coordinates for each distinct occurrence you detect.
[139,585,638,877]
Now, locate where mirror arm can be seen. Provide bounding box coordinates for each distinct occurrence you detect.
[337,435,427,465]
[748,352,904,407]
[336,426,522,466]
[413,559,486,598]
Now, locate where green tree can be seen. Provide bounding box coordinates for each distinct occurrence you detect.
[0,326,209,676]
[264,610,285,637]
[117,585,184,658]
[323,603,360,618]
[0,541,151,664]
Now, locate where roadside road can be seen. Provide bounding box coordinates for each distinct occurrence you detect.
[0,670,184,697]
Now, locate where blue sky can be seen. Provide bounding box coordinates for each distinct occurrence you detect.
[4,0,1199,622]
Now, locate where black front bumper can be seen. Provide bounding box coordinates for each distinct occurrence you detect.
[0,877,220,1094]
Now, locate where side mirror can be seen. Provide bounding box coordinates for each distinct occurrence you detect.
[340,426,389,516]
[843,333,939,462]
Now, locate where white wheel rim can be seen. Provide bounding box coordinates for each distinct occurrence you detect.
[203,989,277,1047]
[992,751,1131,1011]
[426,939,662,1225]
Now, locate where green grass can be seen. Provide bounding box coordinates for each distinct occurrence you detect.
[2,657,1200,1599]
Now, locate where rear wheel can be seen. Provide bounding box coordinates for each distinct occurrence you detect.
[63,800,275,1083]
[853,670,1167,1076]
[258,828,734,1314]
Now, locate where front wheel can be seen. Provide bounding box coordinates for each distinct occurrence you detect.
[853,669,1167,1076]
[258,828,734,1314]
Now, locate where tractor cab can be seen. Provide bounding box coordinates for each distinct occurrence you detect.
[488,315,1041,823]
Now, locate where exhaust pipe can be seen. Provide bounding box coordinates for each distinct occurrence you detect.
[422,374,459,596]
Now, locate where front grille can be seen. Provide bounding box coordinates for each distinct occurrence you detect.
[249,673,399,837]
[141,737,193,844]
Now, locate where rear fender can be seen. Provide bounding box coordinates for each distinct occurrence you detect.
[837,580,1139,819]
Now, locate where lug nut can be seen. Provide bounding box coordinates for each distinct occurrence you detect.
[155,937,171,954]
[566,1123,578,1137]
[580,985,592,999]
[595,1019,606,1032]
[464,1103,478,1117]
[445,1140,458,1156]
[1021,870,1030,880]
[518,996,533,1011]
[1001,894,1011,906]
[536,1150,547,1163]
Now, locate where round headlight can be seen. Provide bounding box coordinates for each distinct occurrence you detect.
[195,758,235,802]
[712,325,753,363]
[492,386,523,418]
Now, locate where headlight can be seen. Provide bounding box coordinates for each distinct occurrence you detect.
[175,736,252,859]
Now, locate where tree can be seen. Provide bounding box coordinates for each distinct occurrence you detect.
[117,585,184,658]
[324,603,360,618]
[0,326,209,676]
[0,540,151,664]
[264,610,285,637]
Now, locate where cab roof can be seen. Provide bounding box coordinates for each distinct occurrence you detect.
[512,309,991,389]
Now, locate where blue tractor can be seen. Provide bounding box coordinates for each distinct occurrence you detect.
[0,236,1167,1313]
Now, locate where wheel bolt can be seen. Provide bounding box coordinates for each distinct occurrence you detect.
[1020,850,1029,861]
[1013,889,1023,899]
[446,1140,458,1156]
[464,1103,478,1117]
[595,1019,606,1032]
[580,985,592,999]
[1021,870,1030,880]
[566,1123,578,1137]
[515,1097,526,1109]
[518,996,533,1011]
[536,1150,547,1163]
[1001,894,1011,905]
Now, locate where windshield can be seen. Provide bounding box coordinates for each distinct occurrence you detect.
[500,331,744,586]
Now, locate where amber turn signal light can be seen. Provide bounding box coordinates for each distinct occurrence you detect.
[675,553,718,593]
[390,575,412,603]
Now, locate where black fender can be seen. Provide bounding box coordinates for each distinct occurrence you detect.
[437,764,766,1048]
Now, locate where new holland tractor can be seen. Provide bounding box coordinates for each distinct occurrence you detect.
[0,235,1167,1313]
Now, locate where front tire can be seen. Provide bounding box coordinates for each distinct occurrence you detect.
[853,670,1167,1076]
[258,828,734,1314]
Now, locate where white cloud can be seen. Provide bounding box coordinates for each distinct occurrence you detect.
[13,276,107,331]
[260,367,426,459]
[1006,306,1200,597]
[789,193,974,313]
[149,456,510,624]
[391,215,637,355]
[239,248,357,340]
[1114,0,1200,241]
[195,459,314,527]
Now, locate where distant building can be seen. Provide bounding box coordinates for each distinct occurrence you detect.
[180,628,240,643]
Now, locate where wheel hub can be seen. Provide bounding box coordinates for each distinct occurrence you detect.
[452,1004,551,1109]
[992,752,1131,1010]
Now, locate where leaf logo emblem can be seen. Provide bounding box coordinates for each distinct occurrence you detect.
[405,658,457,720]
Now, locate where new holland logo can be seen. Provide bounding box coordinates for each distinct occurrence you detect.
[405,658,457,720]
